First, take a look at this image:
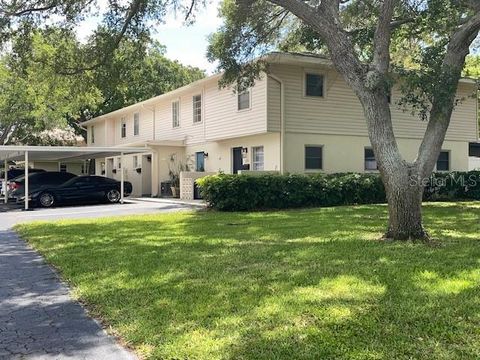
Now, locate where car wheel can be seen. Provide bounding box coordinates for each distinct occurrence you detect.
[106,189,121,203]
[38,192,55,208]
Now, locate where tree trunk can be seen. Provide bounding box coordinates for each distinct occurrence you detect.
[383,170,427,240]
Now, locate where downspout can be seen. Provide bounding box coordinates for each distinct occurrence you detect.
[268,74,285,174]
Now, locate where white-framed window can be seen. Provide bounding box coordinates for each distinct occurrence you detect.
[305,73,325,97]
[436,151,450,171]
[364,148,378,170]
[117,157,122,169]
[121,117,126,138]
[133,155,138,168]
[172,100,180,128]
[252,146,264,171]
[238,90,250,111]
[91,126,95,144]
[305,145,323,170]
[134,113,140,136]
[193,94,202,123]
[59,163,67,172]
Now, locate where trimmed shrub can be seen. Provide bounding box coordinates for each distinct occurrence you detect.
[196,173,385,211]
[197,171,480,211]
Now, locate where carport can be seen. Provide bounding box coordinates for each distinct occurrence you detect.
[0,145,149,210]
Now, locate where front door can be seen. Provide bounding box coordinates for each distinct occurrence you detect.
[232,147,243,174]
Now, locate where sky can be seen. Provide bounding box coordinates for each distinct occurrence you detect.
[76,0,223,74]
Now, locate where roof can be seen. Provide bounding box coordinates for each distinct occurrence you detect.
[82,52,478,125]
[0,145,150,162]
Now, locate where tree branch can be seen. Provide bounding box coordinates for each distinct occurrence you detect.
[373,0,396,74]
[417,10,480,176]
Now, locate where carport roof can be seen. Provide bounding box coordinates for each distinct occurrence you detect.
[0,145,150,162]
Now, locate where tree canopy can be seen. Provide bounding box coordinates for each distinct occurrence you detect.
[0,27,205,145]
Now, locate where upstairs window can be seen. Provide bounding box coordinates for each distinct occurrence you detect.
[238,90,250,111]
[91,126,95,144]
[134,113,140,136]
[193,95,202,123]
[305,146,323,170]
[437,151,450,171]
[252,146,264,171]
[172,101,180,128]
[364,148,378,170]
[121,118,126,138]
[305,73,324,97]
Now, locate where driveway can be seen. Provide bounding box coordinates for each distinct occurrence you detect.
[0,199,200,359]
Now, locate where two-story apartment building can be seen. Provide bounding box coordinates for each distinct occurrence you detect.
[82,52,479,198]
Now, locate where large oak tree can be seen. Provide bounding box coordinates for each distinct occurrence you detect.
[208,0,480,240]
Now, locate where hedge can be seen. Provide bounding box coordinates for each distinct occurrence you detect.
[196,171,480,211]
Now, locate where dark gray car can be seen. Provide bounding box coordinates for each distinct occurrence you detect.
[9,172,77,201]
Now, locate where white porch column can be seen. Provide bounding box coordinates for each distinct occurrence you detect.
[151,151,159,197]
[120,152,124,204]
[4,157,8,204]
[24,151,29,211]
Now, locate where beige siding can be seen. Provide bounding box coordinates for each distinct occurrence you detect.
[87,120,106,146]
[154,87,207,145]
[112,108,155,145]
[270,64,477,142]
[153,77,268,145]
[204,77,268,141]
[267,76,281,132]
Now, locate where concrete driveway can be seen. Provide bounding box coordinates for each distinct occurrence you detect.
[0,198,202,230]
[0,199,202,359]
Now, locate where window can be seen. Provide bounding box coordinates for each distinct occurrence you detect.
[121,117,126,138]
[60,163,67,172]
[252,146,264,171]
[364,148,378,170]
[305,73,324,97]
[172,101,180,128]
[91,126,95,144]
[437,151,450,171]
[133,156,138,169]
[134,113,140,136]
[117,157,121,169]
[193,95,202,123]
[238,90,250,110]
[195,152,205,172]
[305,146,323,170]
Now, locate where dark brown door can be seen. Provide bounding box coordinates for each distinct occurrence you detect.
[232,147,243,174]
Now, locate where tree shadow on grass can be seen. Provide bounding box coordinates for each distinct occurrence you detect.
[15,203,480,359]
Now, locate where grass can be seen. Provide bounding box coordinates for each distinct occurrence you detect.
[15,202,480,360]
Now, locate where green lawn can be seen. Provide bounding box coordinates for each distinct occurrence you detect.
[16,202,480,360]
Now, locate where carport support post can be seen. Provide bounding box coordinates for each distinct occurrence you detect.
[24,151,29,211]
[120,152,124,204]
[4,157,8,204]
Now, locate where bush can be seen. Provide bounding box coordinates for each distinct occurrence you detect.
[196,171,480,211]
[196,173,385,211]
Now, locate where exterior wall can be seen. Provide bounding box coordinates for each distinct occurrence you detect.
[87,120,106,146]
[267,76,282,132]
[154,76,268,145]
[469,157,480,170]
[284,132,470,173]
[269,63,478,142]
[185,133,281,174]
[31,161,86,175]
[113,108,155,145]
